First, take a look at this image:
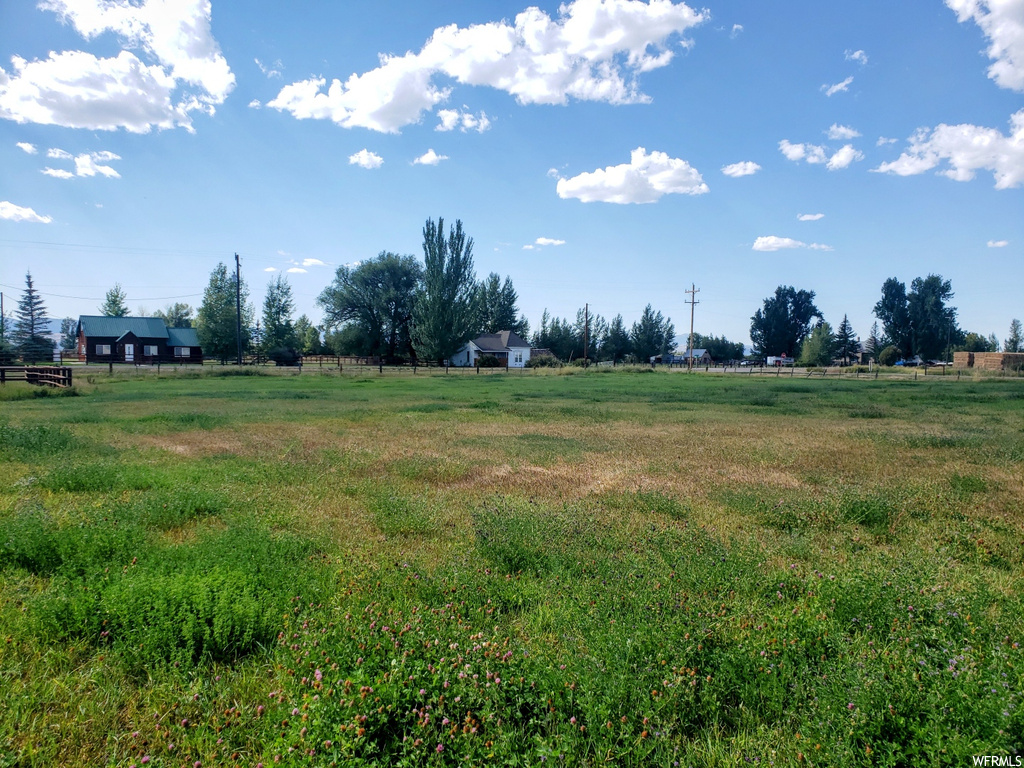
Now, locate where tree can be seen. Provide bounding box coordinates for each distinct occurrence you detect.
[878,345,900,366]
[873,278,913,358]
[691,333,745,363]
[411,218,478,364]
[799,322,835,366]
[750,286,821,358]
[294,315,322,355]
[834,315,858,365]
[907,274,958,361]
[865,322,881,362]
[630,305,674,362]
[261,274,297,353]
[196,263,253,363]
[957,332,994,353]
[59,317,77,351]
[154,302,194,327]
[99,283,130,317]
[601,314,631,363]
[319,252,422,361]
[476,273,528,336]
[1005,319,1022,353]
[13,271,53,362]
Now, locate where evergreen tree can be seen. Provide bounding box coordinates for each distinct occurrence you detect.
[59,317,77,351]
[196,263,253,363]
[411,218,478,364]
[834,314,858,365]
[601,314,631,363]
[1005,319,1022,353]
[99,283,130,316]
[477,273,528,335]
[866,322,881,361]
[691,333,745,363]
[154,302,194,327]
[294,315,322,355]
[14,271,53,362]
[630,305,674,362]
[261,274,297,352]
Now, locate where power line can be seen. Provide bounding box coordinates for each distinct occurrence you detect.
[0,282,202,302]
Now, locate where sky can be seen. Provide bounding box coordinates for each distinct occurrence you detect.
[1,0,1022,348]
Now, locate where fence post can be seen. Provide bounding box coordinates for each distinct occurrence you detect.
[67,368,72,388]
[109,361,113,375]
[379,362,383,374]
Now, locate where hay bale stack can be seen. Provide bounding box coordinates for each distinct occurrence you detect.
[953,351,974,369]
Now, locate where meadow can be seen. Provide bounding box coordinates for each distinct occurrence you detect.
[1,368,1022,767]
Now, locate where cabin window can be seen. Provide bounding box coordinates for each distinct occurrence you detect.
[514,351,523,364]
[96,344,111,355]
[144,345,159,356]
[175,347,190,357]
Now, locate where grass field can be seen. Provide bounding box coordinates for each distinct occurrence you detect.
[1,368,1022,767]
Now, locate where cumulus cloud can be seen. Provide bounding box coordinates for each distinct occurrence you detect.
[0,0,235,133]
[827,123,860,140]
[41,148,122,178]
[946,0,1024,92]
[721,160,761,177]
[797,213,825,221]
[286,267,307,274]
[753,236,832,252]
[436,108,491,132]
[248,99,261,109]
[556,146,708,203]
[845,49,868,65]
[877,136,897,146]
[413,148,449,165]
[301,258,327,267]
[988,239,1009,247]
[349,148,384,169]
[264,267,278,272]
[534,237,566,246]
[269,0,707,133]
[779,140,863,170]
[0,200,52,223]
[522,244,535,250]
[16,141,36,153]
[822,76,853,96]
[873,109,1024,189]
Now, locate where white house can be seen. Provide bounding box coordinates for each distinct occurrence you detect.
[452,331,532,367]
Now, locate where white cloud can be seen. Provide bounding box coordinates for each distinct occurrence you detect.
[826,144,864,170]
[255,58,282,79]
[16,141,36,154]
[753,235,832,252]
[946,0,1024,92]
[721,160,761,177]
[264,267,278,272]
[779,140,862,170]
[546,167,562,178]
[822,76,854,96]
[301,258,327,267]
[248,99,261,109]
[877,136,897,146]
[42,148,122,178]
[797,213,825,221]
[556,146,708,203]
[269,0,707,133]
[42,167,75,178]
[534,237,566,246]
[827,123,860,140]
[348,148,384,169]
[48,147,73,159]
[0,200,52,223]
[522,244,536,250]
[845,49,868,65]
[435,108,491,133]
[0,0,234,133]
[730,24,743,38]
[286,267,307,274]
[988,239,1009,247]
[413,148,449,165]
[873,110,1024,189]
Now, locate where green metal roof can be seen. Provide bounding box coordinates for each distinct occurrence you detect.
[77,315,169,340]
[166,327,200,347]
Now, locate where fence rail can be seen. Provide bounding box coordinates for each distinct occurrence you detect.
[0,366,73,387]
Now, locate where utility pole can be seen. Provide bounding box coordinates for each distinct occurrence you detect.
[685,283,700,371]
[584,303,589,367]
[234,252,243,366]
[0,292,5,341]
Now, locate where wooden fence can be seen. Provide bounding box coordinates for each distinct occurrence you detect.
[0,366,73,387]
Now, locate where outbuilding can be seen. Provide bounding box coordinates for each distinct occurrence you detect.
[76,316,203,364]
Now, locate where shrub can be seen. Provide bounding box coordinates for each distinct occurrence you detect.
[268,346,300,366]
[477,354,503,368]
[525,353,561,368]
[878,345,901,366]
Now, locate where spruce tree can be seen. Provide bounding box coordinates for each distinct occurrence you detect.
[14,271,53,362]
[99,283,130,316]
[1004,319,1021,353]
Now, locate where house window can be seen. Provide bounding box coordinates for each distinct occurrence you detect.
[144,345,159,356]
[175,347,190,357]
[514,351,523,364]
[96,344,111,355]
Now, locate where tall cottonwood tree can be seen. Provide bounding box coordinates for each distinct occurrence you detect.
[261,274,297,352]
[196,263,253,362]
[412,218,478,364]
[749,286,821,358]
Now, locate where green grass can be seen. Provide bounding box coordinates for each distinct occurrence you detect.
[1,369,1022,766]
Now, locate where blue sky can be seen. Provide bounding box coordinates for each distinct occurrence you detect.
[1,0,1022,347]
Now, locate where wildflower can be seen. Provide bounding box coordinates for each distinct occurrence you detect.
[436,744,444,753]
[847,703,855,710]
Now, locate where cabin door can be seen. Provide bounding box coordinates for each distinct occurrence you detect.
[125,343,134,362]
